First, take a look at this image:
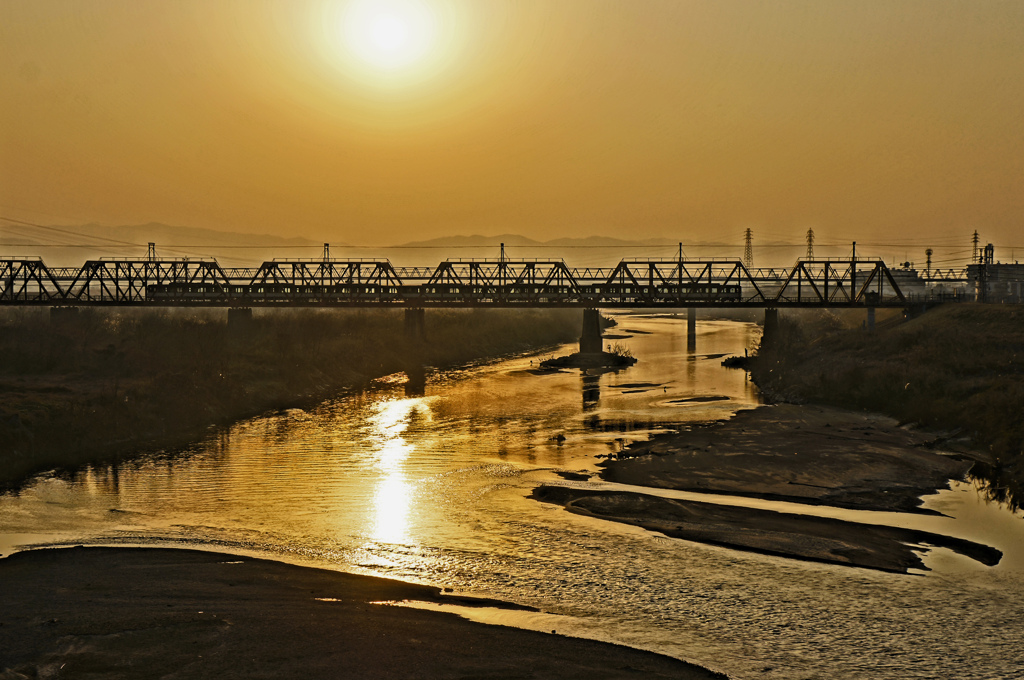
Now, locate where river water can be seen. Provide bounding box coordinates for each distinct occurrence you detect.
[2,314,1023,679]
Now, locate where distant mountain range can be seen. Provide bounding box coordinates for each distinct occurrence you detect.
[1,221,320,250]
[395,234,680,248]
[4,221,813,267]
[0,221,324,266]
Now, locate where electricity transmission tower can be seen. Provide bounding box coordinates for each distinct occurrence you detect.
[743,228,753,268]
[806,228,814,259]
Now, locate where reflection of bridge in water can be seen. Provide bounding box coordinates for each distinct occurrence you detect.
[2,253,967,308]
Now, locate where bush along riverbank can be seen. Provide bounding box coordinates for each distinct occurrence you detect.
[749,303,1024,510]
[0,307,579,489]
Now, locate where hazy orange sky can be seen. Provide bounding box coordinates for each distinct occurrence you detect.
[2,1,1022,250]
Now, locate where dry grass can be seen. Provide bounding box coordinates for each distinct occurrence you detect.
[751,304,1024,509]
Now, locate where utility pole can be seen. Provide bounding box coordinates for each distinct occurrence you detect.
[677,242,684,287]
[851,241,856,297]
[979,243,994,303]
[743,228,753,268]
[972,230,980,264]
[925,248,932,277]
[805,228,814,260]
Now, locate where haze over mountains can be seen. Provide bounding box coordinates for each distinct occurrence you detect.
[1,221,960,270]
[0,221,321,268]
[397,234,678,248]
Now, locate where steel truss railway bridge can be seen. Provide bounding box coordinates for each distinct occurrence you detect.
[0,254,967,309]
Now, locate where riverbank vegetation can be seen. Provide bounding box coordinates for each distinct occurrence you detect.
[0,307,578,489]
[750,303,1024,509]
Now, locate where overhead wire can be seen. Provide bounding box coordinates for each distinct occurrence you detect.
[0,216,142,247]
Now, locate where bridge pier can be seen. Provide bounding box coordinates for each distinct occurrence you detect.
[687,307,697,351]
[50,306,81,325]
[404,363,426,397]
[762,308,779,350]
[227,307,253,334]
[866,306,876,332]
[404,308,426,342]
[580,308,603,354]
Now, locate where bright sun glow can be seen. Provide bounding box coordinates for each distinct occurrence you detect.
[342,0,438,72]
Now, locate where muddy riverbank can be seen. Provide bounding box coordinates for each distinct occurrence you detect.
[602,404,974,514]
[749,304,1024,511]
[536,403,1002,574]
[0,546,724,680]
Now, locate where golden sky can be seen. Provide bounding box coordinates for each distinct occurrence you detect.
[2,1,1022,248]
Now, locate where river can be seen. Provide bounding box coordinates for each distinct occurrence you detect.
[2,314,1023,679]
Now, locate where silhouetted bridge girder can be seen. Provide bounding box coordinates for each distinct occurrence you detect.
[0,256,959,308]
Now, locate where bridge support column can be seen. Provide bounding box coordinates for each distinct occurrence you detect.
[227,307,253,334]
[866,306,875,332]
[404,308,426,342]
[762,308,779,351]
[50,306,81,325]
[687,308,697,351]
[580,308,603,354]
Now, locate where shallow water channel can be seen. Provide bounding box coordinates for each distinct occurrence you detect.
[2,314,1024,679]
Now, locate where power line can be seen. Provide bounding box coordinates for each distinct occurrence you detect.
[0,216,141,247]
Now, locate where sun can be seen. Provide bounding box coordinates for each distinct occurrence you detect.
[312,0,465,92]
[341,0,438,72]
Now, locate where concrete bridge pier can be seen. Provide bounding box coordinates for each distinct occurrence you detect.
[227,307,253,333]
[762,308,779,350]
[227,307,254,340]
[404,307,426,342]
[864,291,878,332]
[404,363,426,397]
[687,308,697,351]
[50,306,81,325]
[403,309,428,395]
[580,308,603,354]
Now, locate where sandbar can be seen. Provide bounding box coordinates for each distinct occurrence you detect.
[0,547,724,679]
[533,404,1001,574]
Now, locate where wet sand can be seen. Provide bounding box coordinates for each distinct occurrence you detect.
[534,404,1001,574]
[531,485,1001,573]
[0,547,724,680]
[603,404,973,513]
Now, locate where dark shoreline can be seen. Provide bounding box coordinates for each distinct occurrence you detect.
[0,546,726,680]
[0,308,579,491]
[748,304,1024,512]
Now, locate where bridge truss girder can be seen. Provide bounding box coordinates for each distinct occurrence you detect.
[0,256,927,307]
[770,261,907,305]
[0,260,64,302]
[425,260,582,301]
[59,260,230,303]
[251,260,404,287]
